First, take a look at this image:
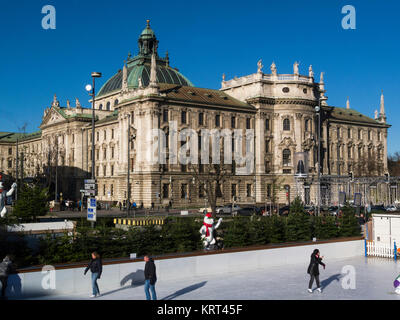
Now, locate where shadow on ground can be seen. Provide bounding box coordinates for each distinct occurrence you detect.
[99,269,145,298]
[162,281,207,300]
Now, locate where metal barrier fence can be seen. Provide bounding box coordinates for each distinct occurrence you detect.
[114,218,165,226]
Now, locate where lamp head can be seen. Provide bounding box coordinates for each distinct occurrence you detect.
[91,72,102,78]
[85,84,93,92]
[315,105,320,112]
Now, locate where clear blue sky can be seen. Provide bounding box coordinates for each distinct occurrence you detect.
[0,0,398,154]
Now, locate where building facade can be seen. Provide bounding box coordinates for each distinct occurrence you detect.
[0,21,393,208]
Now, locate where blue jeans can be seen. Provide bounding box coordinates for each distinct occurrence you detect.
[91,272,100,296]
[144,279,157,300]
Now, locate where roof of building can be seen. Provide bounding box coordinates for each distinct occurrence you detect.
[156,83,255,111]
[329,106,388,127]
[0,131,41,143]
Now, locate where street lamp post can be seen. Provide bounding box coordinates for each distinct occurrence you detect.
[85,72,102,228]
[315,99,322,217]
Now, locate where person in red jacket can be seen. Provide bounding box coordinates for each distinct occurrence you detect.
[307,249,326,293]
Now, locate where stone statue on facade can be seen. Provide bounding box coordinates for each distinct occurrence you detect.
[257,59,263,73]
[0,180,17,218]
[222,73,226,82]
[293,61,299,75]
[308,65,314,78]
[270,62,277,76]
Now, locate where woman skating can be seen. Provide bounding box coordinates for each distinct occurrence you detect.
[84,252,103,298]
[307,249,326,293]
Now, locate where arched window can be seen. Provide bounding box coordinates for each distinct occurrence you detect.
[99,104,103,110]
[283,149,291,166]
[106,102,111,111]
[114,99,119,106]
[283,118,290,131]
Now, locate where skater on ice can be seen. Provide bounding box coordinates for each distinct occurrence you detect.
[200,213,223,250]
[307,249,326,293]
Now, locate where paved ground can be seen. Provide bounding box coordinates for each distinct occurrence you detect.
[31,256,400,300]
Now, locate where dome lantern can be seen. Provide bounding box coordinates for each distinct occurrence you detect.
[138,20,159,57]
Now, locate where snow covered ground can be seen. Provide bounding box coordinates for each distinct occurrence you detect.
[30,256,400,300]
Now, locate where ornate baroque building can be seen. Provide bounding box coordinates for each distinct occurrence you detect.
[0,21,392,207]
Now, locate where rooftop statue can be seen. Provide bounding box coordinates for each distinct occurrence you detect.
[257,59,263,73]
[293,61,299,75]
[270,62,277,76]
[308,65,314,78]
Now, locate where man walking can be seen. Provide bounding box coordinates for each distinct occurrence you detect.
[0,255,13,299]
[144,255,157,300]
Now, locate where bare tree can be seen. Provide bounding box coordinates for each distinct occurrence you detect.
[189,158,230,215]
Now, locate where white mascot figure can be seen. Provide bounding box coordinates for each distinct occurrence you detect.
[0,181,17,218]
[200,213,223,250]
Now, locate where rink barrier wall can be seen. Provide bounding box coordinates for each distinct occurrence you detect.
[5,237,364,299]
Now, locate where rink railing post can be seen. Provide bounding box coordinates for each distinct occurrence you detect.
[394,241,397,261]
[364,239,367,257]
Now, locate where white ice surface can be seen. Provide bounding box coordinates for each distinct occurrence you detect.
[29,256,400,300]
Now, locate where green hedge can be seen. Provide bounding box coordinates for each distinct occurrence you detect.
[2,200,362,268]
[33,206,361,267]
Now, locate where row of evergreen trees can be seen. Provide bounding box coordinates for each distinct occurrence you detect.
[35,197,361,266]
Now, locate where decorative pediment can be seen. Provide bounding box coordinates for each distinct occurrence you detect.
[40,107,66,128]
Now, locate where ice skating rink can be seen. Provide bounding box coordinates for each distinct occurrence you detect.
[32,255,400,300]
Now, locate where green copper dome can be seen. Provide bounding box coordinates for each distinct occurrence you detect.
[97,21,194,97]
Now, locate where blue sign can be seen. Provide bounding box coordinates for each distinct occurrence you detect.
[90,198,96,207]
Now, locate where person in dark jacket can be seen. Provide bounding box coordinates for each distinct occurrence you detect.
[0,255,12,299]
[144,255,157,300]
[84,252,102,298]
[307,249,326,293]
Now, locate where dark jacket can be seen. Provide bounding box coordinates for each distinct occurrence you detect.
[144,258,157,285]
[307,252,325,276]
[84,258,102,278]
[0,257,12,277]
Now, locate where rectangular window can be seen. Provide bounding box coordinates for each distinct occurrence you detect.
[111,165,114,176]
[267,184,272,198]
[162,184,169,198]
[215,114,220,127]
[103,148,107,160]
[181,110,187,124]
[347,128,351,139]
[8,148,12,155]
[8,160,12,168]
[131,112,134,124]
[111,129,114,139]
[181,184,188,199]
[265,161,270,173]
[104,130,107,140]
[111,184,114,196]
[246,184,252,197]
[72,134,75,143]
[246,118,251,129]
[103,185,106,196]
[96,150,99,160]
[97,132,99,142]
[199,184,205,198]
[231,184,237,198]
[265,140,270,153]
[111,147,114,158]
[265,119,270,131]
[163,109,168,123]
[181,164,187,172]
[231,116,236,129]
[198,112,204,126]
